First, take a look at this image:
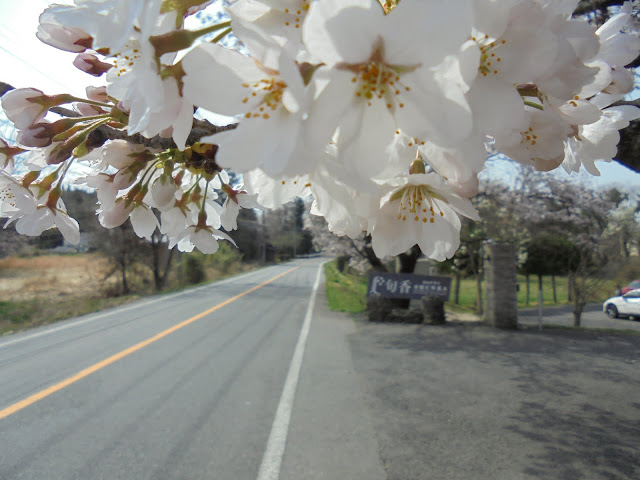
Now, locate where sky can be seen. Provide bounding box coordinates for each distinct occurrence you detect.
[0,0,639,193]
[0,0,94,97]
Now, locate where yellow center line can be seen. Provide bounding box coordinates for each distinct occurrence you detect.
[0,266,300,421]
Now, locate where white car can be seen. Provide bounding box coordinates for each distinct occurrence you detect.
[603,289,640,320]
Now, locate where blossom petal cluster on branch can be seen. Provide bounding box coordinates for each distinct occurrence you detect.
[0,0,639,260]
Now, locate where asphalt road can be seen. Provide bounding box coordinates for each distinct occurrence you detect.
[3,261,639,480]
[349,319,640,480]
[0,258,385,480]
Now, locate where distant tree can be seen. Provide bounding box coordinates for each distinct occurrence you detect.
[603,204,640,259]
[308,215,388,272]
[62,189,101,233]
[523,177,616,325]
[0,225,26,258]
[523,234,578,304]
[149,231,174,290]
[95,223,148,295]
[234,208,264,261]
[265,203,302,259]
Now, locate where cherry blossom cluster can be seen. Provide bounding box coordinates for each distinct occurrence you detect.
[1,0,639,261]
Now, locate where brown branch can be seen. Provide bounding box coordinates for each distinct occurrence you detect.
[87,117,237,150]
[0,81,13,97]
[574,0,624,16]
[610,98,640,108]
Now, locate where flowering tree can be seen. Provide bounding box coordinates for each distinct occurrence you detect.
[0,0,639,265]
[514,175,617,325]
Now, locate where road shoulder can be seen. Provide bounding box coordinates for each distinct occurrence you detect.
[279,283,387,480]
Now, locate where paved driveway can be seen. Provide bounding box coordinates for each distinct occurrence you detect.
[348,319,640,480]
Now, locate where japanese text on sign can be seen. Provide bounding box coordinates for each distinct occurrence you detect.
[367,273,451,300]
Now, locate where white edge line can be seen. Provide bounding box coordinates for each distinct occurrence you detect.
[256,262,324,480]
[0,265,281,350]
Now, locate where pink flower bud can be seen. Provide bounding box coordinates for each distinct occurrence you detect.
[47,142,75,165]
[86,86,108,103]
[75,103,104,116]
[36,7,93,53]
[17,123,53,148]
[73,53,112,77]
[102,140,146,169]
[1,88,49,129]
[116,100,130,114]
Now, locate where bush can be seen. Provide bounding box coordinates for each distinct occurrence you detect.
[184,255,206,284]
[614,257,640,285]
[206,241,243,274]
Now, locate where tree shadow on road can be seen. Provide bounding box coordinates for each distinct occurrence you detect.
[349,322,640,480]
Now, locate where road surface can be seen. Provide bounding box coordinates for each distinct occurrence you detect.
[0,258,385,480]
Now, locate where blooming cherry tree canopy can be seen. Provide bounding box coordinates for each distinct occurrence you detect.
[0,0,639,260]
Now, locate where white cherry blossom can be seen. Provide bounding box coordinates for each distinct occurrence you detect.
[302,0,474,180]
[184,43,313,176]
[228,0,314,65]
[562,98,640,175]
[371,172,480,261]
[42,0,146,54]
[220,186,260,231]
[2,0,640,261]
[129,205,159,239]
[495,104,573,171]
[105,0,193,149]
[0,172,38,218]
[12,201,80,245]
[595,1,640,68]
[174,226,235,254]
[1,89,51,130]
[37,6,93,52]
[243,170,312,209]
[98,198,134,228]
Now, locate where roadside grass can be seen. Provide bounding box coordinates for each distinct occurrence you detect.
[324,260,369,313]
[0,295,142,337]
[448,275,618,313]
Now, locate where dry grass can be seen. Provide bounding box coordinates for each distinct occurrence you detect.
[0,252,260,336]
[0,254,110,302]
[0,253,139,336]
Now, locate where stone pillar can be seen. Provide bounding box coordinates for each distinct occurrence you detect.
[484,241,518,329]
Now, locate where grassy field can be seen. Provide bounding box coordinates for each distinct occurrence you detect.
[451,275,618,311]
[0,251,256,336]
[324,259,621,315]
[0,254,142,336]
